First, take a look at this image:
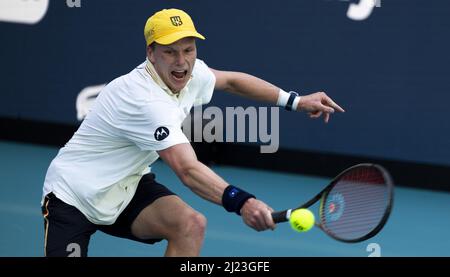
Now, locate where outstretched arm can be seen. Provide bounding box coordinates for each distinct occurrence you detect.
[210,68,345,123]
[158,143,275,231]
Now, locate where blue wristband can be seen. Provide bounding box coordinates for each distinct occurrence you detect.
[285,91,299,111]
[222,185,255,215]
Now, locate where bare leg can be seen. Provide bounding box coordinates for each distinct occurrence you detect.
[131,195,207,256]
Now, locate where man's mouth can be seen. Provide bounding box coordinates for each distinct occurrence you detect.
[171,70,188,80]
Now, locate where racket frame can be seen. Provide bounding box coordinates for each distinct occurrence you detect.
[272,163,394,243]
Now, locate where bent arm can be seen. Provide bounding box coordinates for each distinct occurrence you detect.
[158,143,228,204]
[158,143,276,231]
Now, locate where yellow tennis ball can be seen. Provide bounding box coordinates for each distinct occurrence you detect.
[289,209,315,232]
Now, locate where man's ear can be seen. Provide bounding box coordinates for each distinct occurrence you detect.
[146,45,155,63]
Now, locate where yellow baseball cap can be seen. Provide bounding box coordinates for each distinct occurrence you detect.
[144,8,205,46]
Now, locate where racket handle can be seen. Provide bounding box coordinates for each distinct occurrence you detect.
[272,210,290,223]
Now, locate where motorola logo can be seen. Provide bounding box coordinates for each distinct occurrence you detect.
[154,127,170,141]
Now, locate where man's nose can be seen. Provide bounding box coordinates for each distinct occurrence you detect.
[175,52,186,66]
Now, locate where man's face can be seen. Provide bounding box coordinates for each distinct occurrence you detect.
[147,37,197,94]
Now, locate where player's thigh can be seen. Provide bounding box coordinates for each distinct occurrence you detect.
[131,195,206,240]
[42,193,96,257]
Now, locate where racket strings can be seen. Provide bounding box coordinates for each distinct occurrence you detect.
[320,167,390,241]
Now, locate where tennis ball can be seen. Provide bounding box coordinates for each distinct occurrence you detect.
[289,209,315,232]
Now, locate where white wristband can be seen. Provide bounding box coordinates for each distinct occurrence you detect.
[278,89,301,111]
[277,89,290,107]
[292,95,301,111]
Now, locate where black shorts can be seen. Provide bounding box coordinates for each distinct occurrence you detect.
[42,173,176,257]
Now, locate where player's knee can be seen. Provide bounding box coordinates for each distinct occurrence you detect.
[187,211,207,237]
[196,212,207,233]
[175,210,207,239]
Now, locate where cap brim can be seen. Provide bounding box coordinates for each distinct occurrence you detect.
[155,30,205,45]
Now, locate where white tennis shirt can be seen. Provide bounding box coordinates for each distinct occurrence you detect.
[42,59,216,224]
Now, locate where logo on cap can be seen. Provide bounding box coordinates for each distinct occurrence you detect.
[170,16,183,26]
[144,9,205,46]
[154,127,170,141]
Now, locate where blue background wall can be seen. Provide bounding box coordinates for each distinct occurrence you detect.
[1,0,449,166]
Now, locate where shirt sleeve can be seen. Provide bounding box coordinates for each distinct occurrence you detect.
[117,100,189,151]
[193,59,216,106]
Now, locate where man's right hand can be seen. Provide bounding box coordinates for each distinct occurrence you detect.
[297,91,345,123]
[240,198,276,231]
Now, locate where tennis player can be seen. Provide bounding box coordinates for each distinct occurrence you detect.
[41,8,344,257]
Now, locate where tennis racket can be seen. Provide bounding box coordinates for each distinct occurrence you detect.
[272,163,394,242]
